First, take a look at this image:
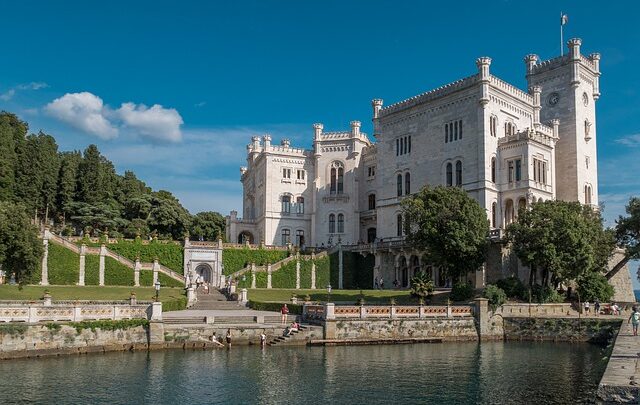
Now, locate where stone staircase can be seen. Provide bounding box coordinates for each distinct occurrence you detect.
[190,288,248,311]
[268,324,323,346]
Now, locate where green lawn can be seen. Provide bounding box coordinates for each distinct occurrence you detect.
[0,285,185,303]
[246,288,452,305]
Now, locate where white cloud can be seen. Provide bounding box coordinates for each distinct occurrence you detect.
[194,101,206,107]
[0,82,49,101]
[45,92,118,140]
[44,91,184,143]
[616,134,640,147]
[116,102,183,143]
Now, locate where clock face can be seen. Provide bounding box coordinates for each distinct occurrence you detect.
[548,92,560,106]
[582,92,589,106]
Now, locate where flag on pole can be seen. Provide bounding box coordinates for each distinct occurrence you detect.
[561,14,569,25]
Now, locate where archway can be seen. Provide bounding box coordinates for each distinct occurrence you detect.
[195,263,213,284]
[238,231,254,244]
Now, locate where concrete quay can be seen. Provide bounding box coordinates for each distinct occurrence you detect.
[598,322,640,404]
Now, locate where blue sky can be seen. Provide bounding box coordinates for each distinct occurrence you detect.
[1,1,638,282]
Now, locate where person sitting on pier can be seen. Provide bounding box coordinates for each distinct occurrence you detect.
[283,321,299,337]
[210,332,224,347]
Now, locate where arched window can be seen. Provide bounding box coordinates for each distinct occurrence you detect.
[505,121,515,136]
[330,168,336,194]
[505,199,514,225]
[518,198,526,214]
[281,229,290,245]
[445,124,449,143]
[329,214,335,233]
[490,116,497,137]
[397,214,403,236]
[405,172,411,195]
[491,158,496,183]
[296,197,304,214]
[337,167,344,194]
[337,214,344,233]
[455,161,462,186]
[446,163,453,186]
[296,230,305,246]
[584,185,592,205]
[454,120,458,141]
[397,174,403,197]
[368,194,376,210]
[491,202,497,228]
[282,195,291,213]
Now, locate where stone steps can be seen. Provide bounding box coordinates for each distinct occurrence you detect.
[268,324,323,346]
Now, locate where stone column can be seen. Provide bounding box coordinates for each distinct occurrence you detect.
[266,263,272,289]
[338,244,343,289]
[360,305,367,319]
[152,258,160,285]
[134,258,141,287]
[311,255,317,289]
[251,262,256,289]
[43,292,52,306]
[187,286,196,307]
[240,288,248,303]
[78,244,86,286]
[474,297,490,340]
[41,238,49,286]
[99,244,106,286]
[150,301,163,321]
[325,302,335,320]
[295,255,301,290]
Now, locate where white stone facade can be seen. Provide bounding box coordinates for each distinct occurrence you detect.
[227,38,602,286]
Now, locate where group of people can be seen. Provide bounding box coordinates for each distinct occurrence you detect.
[582,300,621,316]
[373,277,385,290]
[209,329,233,348]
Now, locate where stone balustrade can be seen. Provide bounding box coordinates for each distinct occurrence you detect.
[497,303,576,317]
[304,303,473,321]
[0,299,160,323]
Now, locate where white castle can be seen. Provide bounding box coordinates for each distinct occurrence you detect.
[226,38,601,288]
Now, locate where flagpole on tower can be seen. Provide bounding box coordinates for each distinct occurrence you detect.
[560,12,568,56]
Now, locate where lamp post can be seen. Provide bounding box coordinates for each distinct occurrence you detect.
[326,284,332,303]
[154,281,161,302]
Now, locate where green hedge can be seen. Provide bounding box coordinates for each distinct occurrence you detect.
[315,256,330,289]
[139,270,183,288]
[236,256,330,289]
[222,248,289,275]
[162,294,188,311]
[248,300,302,315]
[104,257,134,286]
[48,243,80,285]
[107,240,183,273]
[329,252,373,289]
[271,260,297,289]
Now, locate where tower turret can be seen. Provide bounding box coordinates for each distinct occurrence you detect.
[350,120,361,137]
[476,57,491,105]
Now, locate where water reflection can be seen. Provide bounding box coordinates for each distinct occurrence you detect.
[0,342,606,405]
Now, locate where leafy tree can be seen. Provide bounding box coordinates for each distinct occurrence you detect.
[147,190,192,239]
[56,151,82,222]
[402,186,489,281]
[483,285,507,310]
[577,271,615,302]
[77,145,118,205]
[190,211,226,241]
[450,281,474,301]
[506,200,615,287]
[0,201,43,284]
[410,271,434,300]
[68,202,128,235]
[606,197,640,279]
[0,113,23,201]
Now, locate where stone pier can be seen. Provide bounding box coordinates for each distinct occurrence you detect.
[597,322,640,403]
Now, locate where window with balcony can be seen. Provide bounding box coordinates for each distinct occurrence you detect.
[368,194,376,210]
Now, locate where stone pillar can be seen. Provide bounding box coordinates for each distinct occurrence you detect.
[325,302,335,320]
[390,305,396,319]
[150,301,163,321]
[187,286,196,307]
[42,292,52,306]
[338,244,343,289]
[217,238,223,249]
[78,244,86,286]
[152,258,160,285]
[41,239,49,286]
[129,292,137,305]
[447,304,453,318]
[99,244,106,286]
[251,262,256,289]
[474,297,490,339]
[240,288,248,303]
[295,255,301,290]
[311,256,317,290]
[134,258,141,287]
[360,305,367,319]
[266,263,272,289]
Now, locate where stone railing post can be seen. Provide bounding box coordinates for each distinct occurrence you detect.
[218,238,223,249]
[390,305,396,319]
[325,302,335,320]
[73,305,81,321]
[99,244,107,286]
[28,305,37,323]
[78,244,86,286]
[134,258,141,287]
[41,238,49,286]
[311,253,316,289]
[152,258,160,285]
[267,263,272,289]
[419,304,425,318]
[129,292,137,305]
[447,304,453,318]
[360,305,366,319]
[251,262,256,289]
[295,255,301,289]
[240,288,248,303]
[150,302,163,321]
[43,292,52,306]
[474,297,490,339]
[187,285,196,307]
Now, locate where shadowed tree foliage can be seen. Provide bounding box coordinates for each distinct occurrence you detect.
[0,201,43,284]
[506,200,615,287]
[606,197,640,280]
[190,211,226,241]
[402,186,489,281]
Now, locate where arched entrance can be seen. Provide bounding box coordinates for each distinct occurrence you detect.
[195,263,213,284]
[238,231,254,244]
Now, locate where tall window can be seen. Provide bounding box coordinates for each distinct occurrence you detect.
[396,138,400,155]
[397,214,403,237]
[490,116,497,137]
[405,172,411,195]
[282,195,291,213]
[337,167,344,194]
[445,124,449,143]
[508,159,522,183]
[446,163,453,186]
[337,214,344,233]
[445,121,463,143]
[296,197,304,214]
[533,158,547,184]
[296,230,304,246]
[584,185,592,205]
[455,161,462,186]
[368,194,376,210]
[330,168,336,194]
[505,122,515,136]
[491,202,497,228]
[281,229,290,245]
[296,169,305,180]
[329,214,335,233]
[397,174,403,197]
[515,159,522,181]
[330,162,344,194]
[367,228,377,243]
[396,136,412,155]
[454,120,458,141]
[491,158,496,183]
[282,168,291,178]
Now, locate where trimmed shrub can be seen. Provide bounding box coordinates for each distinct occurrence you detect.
[531,285,565,304]
[315,256,330,289]
[248,300,303,315]
[450,281,474,302]
[163,295,188,312]
[222,248,289,275]
[483,285,507,310]
[495,276,528,300]
[104,257,134,286]
[48,243,80,285]
[577,271,615,302]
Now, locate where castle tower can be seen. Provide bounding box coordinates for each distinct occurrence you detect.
[525,38,600,205]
